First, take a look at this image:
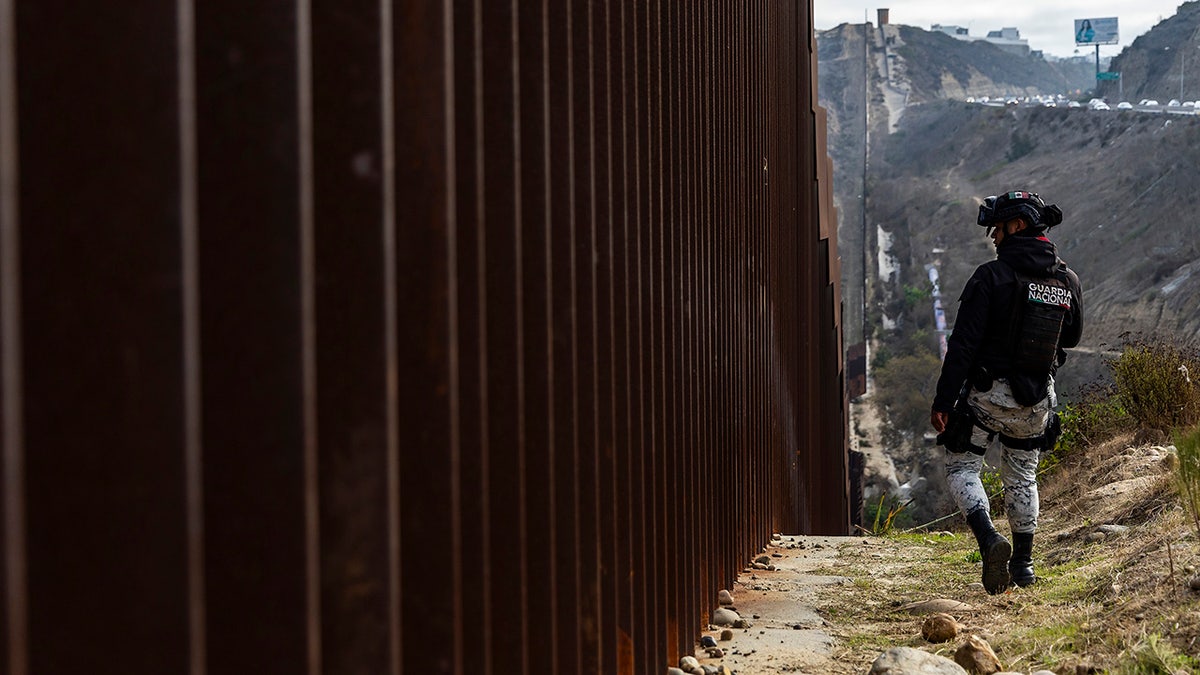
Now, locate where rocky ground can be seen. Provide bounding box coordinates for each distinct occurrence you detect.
[671,432,1200,674]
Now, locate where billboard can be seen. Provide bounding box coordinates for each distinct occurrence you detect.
[1075,17,1119,46]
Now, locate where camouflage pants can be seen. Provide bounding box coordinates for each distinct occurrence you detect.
[944,378,1053,534]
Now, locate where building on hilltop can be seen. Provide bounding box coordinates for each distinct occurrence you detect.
[931,24,970,38]
[930,23,1033,57]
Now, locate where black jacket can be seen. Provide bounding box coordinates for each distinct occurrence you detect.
[932,234,1083,412]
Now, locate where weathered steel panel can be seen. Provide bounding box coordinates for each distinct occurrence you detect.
[13,4,191,672]
[1,1,848,673]
[311,0,398,672]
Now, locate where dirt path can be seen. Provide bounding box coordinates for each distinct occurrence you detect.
[689,535,853,674]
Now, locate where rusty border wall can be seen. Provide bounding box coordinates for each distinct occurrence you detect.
[0,1,846,673]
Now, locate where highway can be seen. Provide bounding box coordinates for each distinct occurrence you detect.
[970,97,1200,115]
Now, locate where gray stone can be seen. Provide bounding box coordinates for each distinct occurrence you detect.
[678,655,702,674]
[1097,524,1129,535]
[899,598,975,615]
[700,635,717,648]
[868,647,968,674]
[754,555,772,565]
[701,667,718,675]
[712,608,740,626]
[718,589,734,605]
[1031,671,1057,675]
[667,669,687,675]
[719,629,734,641]
[732,619,752,629]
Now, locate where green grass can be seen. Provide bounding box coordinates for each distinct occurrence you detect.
[1174,423,1200,541]
[1034,559,1097,604]
[1117,631,1200,674]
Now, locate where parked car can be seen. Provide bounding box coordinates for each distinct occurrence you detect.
[1042,100,1057,107]
[1092,102,1111,111]
[1168,99,1182,106]
[1144,100,1160,106]
[1067,101,1081,108]
[1117,101,1133,109]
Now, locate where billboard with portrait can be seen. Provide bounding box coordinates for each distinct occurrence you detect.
[1074,17,1119,46]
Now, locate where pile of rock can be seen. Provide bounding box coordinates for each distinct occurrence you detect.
[868,605,1076,674]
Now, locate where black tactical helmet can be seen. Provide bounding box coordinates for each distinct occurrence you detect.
[977,190,1063,230]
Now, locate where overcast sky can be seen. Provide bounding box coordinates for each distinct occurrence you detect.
[814,1,1188,58]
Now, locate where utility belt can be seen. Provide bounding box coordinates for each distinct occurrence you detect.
[936,373,1062,455]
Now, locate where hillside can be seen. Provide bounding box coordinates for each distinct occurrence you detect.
[878,101,1200,352]
[816,22,1097,347]
[819,6,1200,532]
[820,8,1200,355]
[1097,0,1200,103]
[816,432,1200,674]
[892,26,1095,102]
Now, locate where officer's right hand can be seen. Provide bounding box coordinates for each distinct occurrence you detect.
[930,410,949,434]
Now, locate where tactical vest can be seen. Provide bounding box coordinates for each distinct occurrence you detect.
[977,262,1074,382]
[1008,270,1073,376]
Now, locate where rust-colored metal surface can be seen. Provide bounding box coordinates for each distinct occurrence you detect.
[0,1,847,673]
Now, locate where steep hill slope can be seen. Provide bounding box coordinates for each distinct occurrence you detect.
[891,26,1095,102]
[817,22,1098,347]
[819,10,1200,381]
[1097,0,1200,103]
[878,102,1200,351]
[820,6,1200,527]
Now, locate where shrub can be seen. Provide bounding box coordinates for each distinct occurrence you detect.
[1053,385,1133,457]
[873,351,942,444]
[1111,339,1200,434]
[1174,424,1200,542]
[1007,130,1035,161]
[902,283,932,310]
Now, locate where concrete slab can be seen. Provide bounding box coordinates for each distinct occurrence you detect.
[691,535,861,674]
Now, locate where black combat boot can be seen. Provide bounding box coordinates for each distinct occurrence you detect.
[1009,532,1036,587]
[966,509,1012,594]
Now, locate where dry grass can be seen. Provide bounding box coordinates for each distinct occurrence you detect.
[814,434,1200,674]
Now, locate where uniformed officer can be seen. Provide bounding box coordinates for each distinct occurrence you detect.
[930,190,1083,594]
